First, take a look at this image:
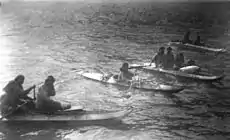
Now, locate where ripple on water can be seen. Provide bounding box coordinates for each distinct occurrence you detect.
[63,128,152,140]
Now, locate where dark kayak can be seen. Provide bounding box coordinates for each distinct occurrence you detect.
[168,41,227,53]
[77,71,184,93]
[130,63,225,83]
[2,105,132,121]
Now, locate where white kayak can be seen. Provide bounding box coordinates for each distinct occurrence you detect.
[168,41,227,53]
[129,63,225,82]
[77,71,184,93]
[2,106,132,121]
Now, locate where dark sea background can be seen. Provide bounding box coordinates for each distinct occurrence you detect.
[0,0,230,140]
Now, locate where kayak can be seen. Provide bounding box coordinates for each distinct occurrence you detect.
[168,41,227,53]
[2,106,132,121]
[77,71,184,93]
[129,63,225,82]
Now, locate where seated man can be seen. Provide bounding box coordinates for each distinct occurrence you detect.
[35,76,71,113]
[164,47,175,70]
[174,52,185,69]
[118,62,135,82]
[182,31,192,44]
[0,75,35,116]
[194,34,205,46]
[183,59,200,74]
[186,59,196,66]
[150,47,165,68]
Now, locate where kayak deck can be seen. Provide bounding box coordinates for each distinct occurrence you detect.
[168,41,227,53]
[3,107,132,121]
[130,63,225,82]
[77,71,184,93]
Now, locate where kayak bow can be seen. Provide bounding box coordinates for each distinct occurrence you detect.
[168,41,227,53]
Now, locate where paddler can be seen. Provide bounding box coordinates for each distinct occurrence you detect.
[174,52,185,69]
[0,75,35,116]
[186,59,196,66]
[150,47,165,68]
[35,76,71,112]
[194,33,204,46]
[118,62,135,82]
[182,31,192,44]
[164,47,175,70]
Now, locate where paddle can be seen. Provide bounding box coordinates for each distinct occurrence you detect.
[0,86,38,121]
[0,99,33,120]
[33,87,36,100]
[98,69,113,80]
[129,64,146,69]
[129,60,153,70]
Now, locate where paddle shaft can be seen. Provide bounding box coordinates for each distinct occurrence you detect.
[33,87,36,100]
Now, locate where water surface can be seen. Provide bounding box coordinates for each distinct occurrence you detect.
[0,1,230,140]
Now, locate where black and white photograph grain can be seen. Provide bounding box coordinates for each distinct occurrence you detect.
[0,0,229,139]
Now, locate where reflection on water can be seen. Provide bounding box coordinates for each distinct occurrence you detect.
[0,23,13,95]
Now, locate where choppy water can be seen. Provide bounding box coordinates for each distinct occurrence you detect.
[0,1,230,140]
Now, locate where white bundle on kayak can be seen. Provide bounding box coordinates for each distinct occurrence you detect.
[179,65,200,73]
[132,75,140,81]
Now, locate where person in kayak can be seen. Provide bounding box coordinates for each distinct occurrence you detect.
[150,47,165,68]
[194,34,205,46]
[186,59,196,66]
[164,47,175,69]
[0,75,35,116]
[174,52,185,69]
[35,75,71,113]
[118,62,134,82]
[182,31,192,44]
